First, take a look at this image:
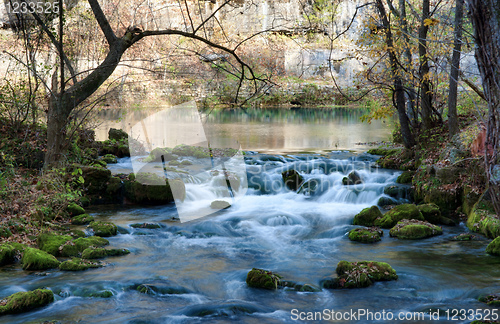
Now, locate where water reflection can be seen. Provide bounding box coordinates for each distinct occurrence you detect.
[95,107,393,153]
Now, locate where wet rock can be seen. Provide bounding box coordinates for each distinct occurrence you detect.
[353,206,382,226]
[80,165,112,195]
[135,282,190,295]
[282,169,304,191]
[374,204,424,228]
[450,233,479,241]
[123,173,186,204]
[72,237,109,252]
[348,227,383,243]
[143,147,176,163]
[210,200,231,209]
[295,284,321,292]
[88,290,113,298]
[478,294,500,307]
[71,214,95,225]
[37,233,73,256]
[101,154,118,164]
[0,288,54,315]
[486,237,500,256]
[130,223,162,229]
[383,184,413,200]
[323,261,397,289]
[0,243,17,266]
[389,219,443,239]
[415,186,460,218]
[88,221,118,237]
[466,191,500,239]
[21,247,60,270]
[81,247,130,259]
[108,128,128,141]
[246,268,282,290]
[59,258,103,271]
[418,203,455,225]
[66,202,85,217]
[396,171,414,184]
[298,178,321,196]
[342,171,363,185]
[377,196,398,208]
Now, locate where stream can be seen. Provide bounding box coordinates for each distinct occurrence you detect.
[1,107,499,323]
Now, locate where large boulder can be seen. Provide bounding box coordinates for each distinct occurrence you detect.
[353,206,382,226]
[348,227,383,243]
[37,233,73,256]
[0,289,54,315]
[466,192,500,239]
[417,203,455,225]
[80,165,112,195]
[486,237,500,256]
[60,237,110,257]
[81,247,130,259]
[322,261,397,289]
[124,173,186,204]
[21,248,60,270]
[59,258,103,271]
[108,128,128,141]
[342,171,363,185]
[282,170,304,191]
[66,202,85,217]
[0,243,17,266]
[246,268,282,290]
[71,214,95,225]
[374,204,424,228]
[389,219,443,239]
[88,221,118,237]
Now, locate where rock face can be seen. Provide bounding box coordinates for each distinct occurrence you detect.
[323,261,397,289]
[353,206,382,226]
[374,204,424,228]
[486,237,500,256]
[348,227,383,243]
[282,170,304,191]
[0,289,54,315]
[389,219,443,239]
[246,268,282,290]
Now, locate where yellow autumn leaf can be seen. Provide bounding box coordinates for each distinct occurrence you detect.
[424,18,439,27]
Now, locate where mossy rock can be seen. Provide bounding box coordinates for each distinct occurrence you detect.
[396,171,414,184]
[0,288,54,315]
[135,283,190,295]
[143,147,175,163]
[72,236,109,252]
[80,165,112,195]
[168,160,181,166]
[295,284,322,292]
[123,173,186,204]
[21,248,60,270]
[0,225,12,238]
[348,227,383,243]
[353,206,382,226]
[478,294,500,307]
[59,258,103,271]
[130,223,161,229]
[88,290,114,298]
[108,128,128,141]
[417,203,455,225]
[450,233,478,241]
[421,187,460,218]
[210,200,231,209]
[181,160,192,166]
[89,221,118,237]
[486,237,500,256]
[0,243,17,266]
[101,154,118,164]
[366,148,402,156]
[374,204,424,228]
[282,170,304,191]
[81,247,130,259]
[324,260,397,289]
[389,219,443,240]
[246,268,282,290]
[342,171,363,185]
[59,241,80,257]
[37,233,72,256]
[71,214,95,225]
[377,196,398,208]
[467,193,500,239]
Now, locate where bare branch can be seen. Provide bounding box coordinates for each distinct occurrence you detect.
[88,0,117,45]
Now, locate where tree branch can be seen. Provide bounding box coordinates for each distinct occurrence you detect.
[88,0,117,45]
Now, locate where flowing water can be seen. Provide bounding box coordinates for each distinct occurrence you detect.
[1,108,499,324]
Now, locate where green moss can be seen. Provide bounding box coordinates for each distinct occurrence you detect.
[130,223,161,229]
[89,221,118,237]
[486,237,500,256]
[348,227,383,243]
[71,214,95,225]
[81,247,107,259]
[450,233,477,241]
[246,268,282,290]
[353,206,382,226]
[389,220,443,239]
[374,204,424,228]
[0,288,54,315]
[0,243,16,266]
[123,174,186,204]
[0,225,12,238]
[37,233,72,256]
[59,241,79,257]
[478,294,500,307]
[73,237,109,251]
[181,160,192,166]
[102,154,118,164]
[466,197,500,239]
[282,170,304,191]
[327,260,397,289]
[89,290,113,298]
[417,203,454,225]
[59,258,103,271]
[21,247,60,270]
[396,171,414,184]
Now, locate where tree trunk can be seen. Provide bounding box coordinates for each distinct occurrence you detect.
[419,0,433,129]
[467,0,500,216]
[376,0,415,148]
[448,0,464,138]
[399,0,417,126]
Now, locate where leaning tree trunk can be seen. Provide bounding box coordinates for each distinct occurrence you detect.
[448,0,464,138]
[467,0,500,216]
[419,0,433,129]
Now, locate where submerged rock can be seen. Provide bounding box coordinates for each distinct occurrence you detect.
[323,260,397,289]
[246,268,282,290]
[59,258,103,271]
[389,219,443,239]
[342,171,363,185]
[348,227,383,243]
[486,237,500,256]
[450,233,479,241]
[0,288,54,315]
[21,247,60,270]
[88,221,118,237]
[210,200,231,209]
[282,170,304,191]
[130,223,162,229]
[374,204,424,228]
[353,206,382,226]
[135,282,190,295]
